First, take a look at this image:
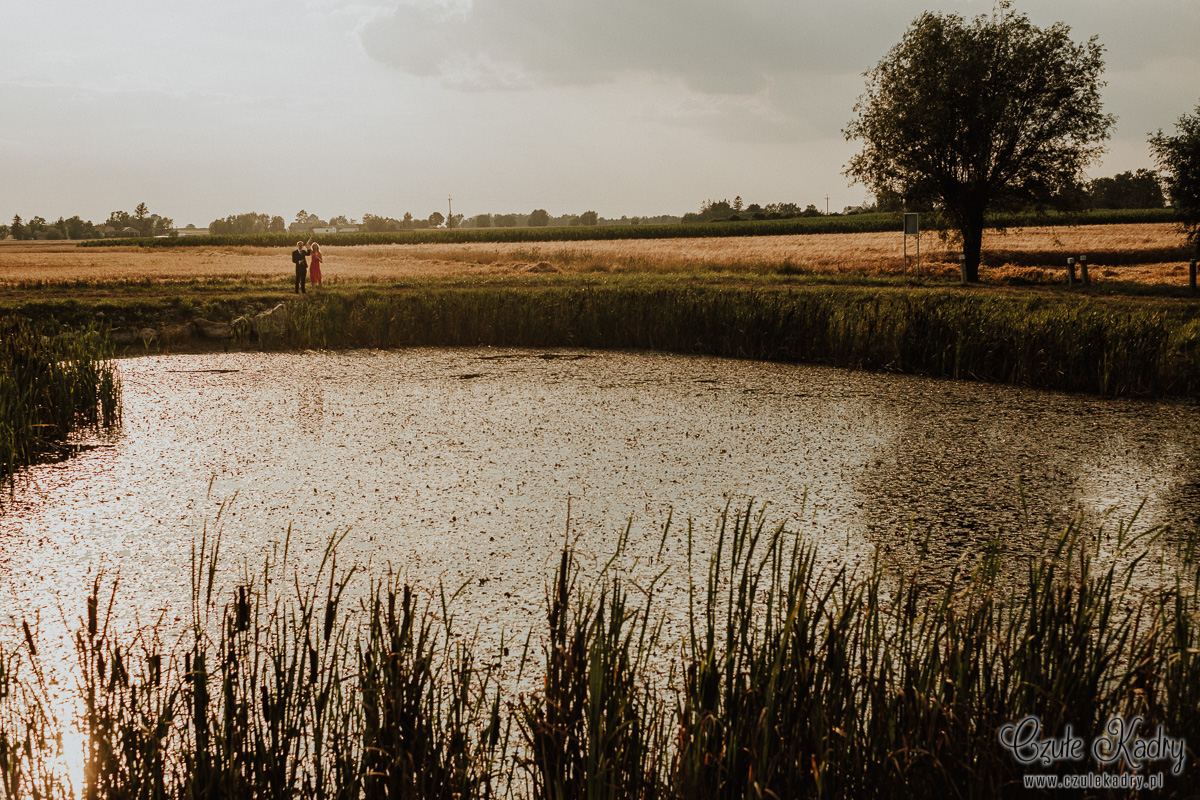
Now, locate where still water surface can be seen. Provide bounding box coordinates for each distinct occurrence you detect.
[3,348,1198,640]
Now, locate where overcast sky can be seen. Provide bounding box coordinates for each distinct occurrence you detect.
[3,0,1197,226]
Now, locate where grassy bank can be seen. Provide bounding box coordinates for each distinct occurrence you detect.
[1,507,1197,798]
[6,282,1199,397]
[0,318,121,483]
[266,286,1200,397]
[80,208,1178,249]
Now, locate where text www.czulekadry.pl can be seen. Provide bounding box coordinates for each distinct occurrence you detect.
[1000,715,1185,791]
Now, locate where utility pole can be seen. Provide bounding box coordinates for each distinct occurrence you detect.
[825,195,830,215]
[447,196,453,228]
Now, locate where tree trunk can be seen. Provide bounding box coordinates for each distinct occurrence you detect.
[960,208,986,283]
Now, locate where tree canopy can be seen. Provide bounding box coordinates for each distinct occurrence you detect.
[1088,169,1164,210]
[1150,103,1200,255]
[844,3,1113,281]
[209,212,285,236]
[107,205,173,236]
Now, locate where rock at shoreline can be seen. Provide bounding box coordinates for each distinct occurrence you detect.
[192,318,231,340]
[160,323,191,343]
[109,327,141,345]
[254,303,288,337]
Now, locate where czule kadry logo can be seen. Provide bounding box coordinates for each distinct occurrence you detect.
[998,715,1187,776]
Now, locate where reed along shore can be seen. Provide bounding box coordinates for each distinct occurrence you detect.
[0,319,121,483]
[2,508,1198,798]
[8,282,1200,397]
[264,285,1200,397]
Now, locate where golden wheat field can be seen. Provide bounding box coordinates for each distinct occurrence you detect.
[0,223,1192,286]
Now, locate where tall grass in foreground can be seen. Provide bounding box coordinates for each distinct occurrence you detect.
[276,287,1200,396]
[1,507,1198,798]
[0,318,121,483]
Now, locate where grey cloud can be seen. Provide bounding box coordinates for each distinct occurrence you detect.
[358,0,1199,148]
[360,1,1200,94]
[358,1,918,93]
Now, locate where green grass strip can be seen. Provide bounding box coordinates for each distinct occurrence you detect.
[80,208,1178,249]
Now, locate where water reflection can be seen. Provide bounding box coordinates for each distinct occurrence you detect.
[1,349,1197,643]
[856,385,1200,574]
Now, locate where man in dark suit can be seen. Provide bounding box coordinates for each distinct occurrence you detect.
[292,237,314,293]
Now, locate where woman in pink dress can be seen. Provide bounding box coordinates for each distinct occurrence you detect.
[309,242,323,287]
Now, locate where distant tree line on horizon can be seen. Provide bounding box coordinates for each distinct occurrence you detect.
[0,169,1174,241]
[1,203,173,241]
[867,170,1167,216]
[683,197,831,224]
[686,171,1167,227]
[279,208,684,234]
[1056,169,1167,211]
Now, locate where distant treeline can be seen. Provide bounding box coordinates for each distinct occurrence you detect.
[683,197,832,223]
[6,169,1168,241]
[457,210,684,229]
[1071,168,1167,210]
[688,171,1167,225]
[81,208,1177,249]
[2,204,173,240]
[306,209,684,232]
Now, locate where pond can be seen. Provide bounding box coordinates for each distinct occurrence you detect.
[2,348,1198,645]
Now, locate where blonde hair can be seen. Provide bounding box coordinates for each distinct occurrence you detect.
[312,242,321,252]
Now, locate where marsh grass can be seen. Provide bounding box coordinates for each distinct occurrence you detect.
[0,318,121,483]
[1,505,1198,798]
[276,286,1200,396]
[670,507,1200,798]
[518,525,673,800]
[0,521,512,800]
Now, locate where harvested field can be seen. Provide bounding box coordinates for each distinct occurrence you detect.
[0,222,1192,286]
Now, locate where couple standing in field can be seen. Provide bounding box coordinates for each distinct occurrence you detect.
[291,238,324,293]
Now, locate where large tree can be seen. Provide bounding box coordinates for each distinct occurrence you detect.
[844,3,1113,281]
[1150,104,1200,256]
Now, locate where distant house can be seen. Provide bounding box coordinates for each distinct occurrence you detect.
[312,226,359,235]
[173,227,210,236]
[312,226,337,235]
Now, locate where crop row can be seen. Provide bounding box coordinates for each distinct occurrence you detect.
[80,208,1178,249]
